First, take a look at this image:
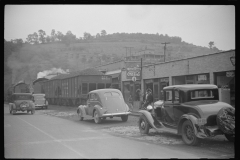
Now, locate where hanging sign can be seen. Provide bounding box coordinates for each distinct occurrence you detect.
[198,75,207,81]
[226,71,234,77]
[126,68,141,80]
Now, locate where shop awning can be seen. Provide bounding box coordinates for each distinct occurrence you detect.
[105,69,121,78]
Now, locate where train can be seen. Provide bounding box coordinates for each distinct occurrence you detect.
[33,68,112,106]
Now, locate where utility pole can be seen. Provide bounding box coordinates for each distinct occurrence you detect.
[124,47,128,59]
[161,42,170,62]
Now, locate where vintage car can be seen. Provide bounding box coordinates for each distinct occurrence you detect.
[77,89,130,124]
[138,84,235,145]
[33,94,48,109]
[9,93,35,115]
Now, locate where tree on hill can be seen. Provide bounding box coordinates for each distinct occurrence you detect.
[46,36,51,43]
[209,41,214,49]
[38,30,46,44]
[83,32,92,40]
[51,29,56,42]
[56,31,64,41]
[101,30,107,36]
[96,33,101,38]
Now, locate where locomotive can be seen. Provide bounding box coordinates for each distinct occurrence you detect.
[34,68,112,106]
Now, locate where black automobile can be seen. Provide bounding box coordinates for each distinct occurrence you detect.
[138,84,235,145]
[9,93,35,115]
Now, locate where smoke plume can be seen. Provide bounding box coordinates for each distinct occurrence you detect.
[37,68,69,79]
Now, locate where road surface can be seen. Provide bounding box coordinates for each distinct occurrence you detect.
[4,105,231,158]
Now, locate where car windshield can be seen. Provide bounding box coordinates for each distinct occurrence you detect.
[34,95,45,100]
[14,95,32,100]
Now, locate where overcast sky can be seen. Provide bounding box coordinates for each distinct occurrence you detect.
[4,5,235,51]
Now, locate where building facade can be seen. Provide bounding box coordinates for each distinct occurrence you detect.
[121,50,235,106]
[95,50,235,107]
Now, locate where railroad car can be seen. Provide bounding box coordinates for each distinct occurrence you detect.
[32,78,49,94]
[42,68,112,106]
[13,81,30,93]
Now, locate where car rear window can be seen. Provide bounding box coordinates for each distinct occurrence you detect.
[191,90,214,99]
[104,92,121,97]
[15,95,32,100]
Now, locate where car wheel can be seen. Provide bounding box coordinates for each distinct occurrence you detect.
[77,110,84,121]
[182,120,199,146]
[94,111,102,124]
[138,115,150,134]
[101,117,106,120]
[31,109,35,115]
[12,110,16,115]
[121,115,128,122]
[225,134,235,142]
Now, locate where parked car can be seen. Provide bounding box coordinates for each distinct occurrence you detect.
[33,94,48,109]
[138,84,235,145]
[9,93,35,115]
[77,89,130,124]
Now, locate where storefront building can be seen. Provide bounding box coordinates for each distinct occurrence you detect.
[136,50,235,106]
[95,50,235,107]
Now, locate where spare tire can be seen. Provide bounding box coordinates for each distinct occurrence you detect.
[216,107,235,135]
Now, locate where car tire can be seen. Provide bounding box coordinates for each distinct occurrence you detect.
[77,109,84,121]
[94,111,102,124]
[138,115,150,134]
[181,120,199,146]
[225,134,235,142]
[121,115,128,122]
[31,109,35,115]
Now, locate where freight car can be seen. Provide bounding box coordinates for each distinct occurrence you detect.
[32,77,49,94]
[13,81,30,93]
[42,68,112,106]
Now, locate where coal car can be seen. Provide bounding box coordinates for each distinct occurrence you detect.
[42,68,112,106]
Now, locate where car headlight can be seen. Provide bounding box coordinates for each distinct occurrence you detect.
[197,118,207,125]
[147,105,153,111]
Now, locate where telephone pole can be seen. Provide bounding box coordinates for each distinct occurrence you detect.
[161,42,170,62]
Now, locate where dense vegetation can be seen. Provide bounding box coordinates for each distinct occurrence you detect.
[4,30,221,100]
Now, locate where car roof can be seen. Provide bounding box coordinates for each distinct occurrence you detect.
[12,93,32,95]
[89,88,121,94]
[33,94,45,96]
[163,84,218,91]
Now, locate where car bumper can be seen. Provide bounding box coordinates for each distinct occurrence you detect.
[35,104,47,108]
[101,112,130,117]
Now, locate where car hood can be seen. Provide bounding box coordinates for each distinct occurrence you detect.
[183,100,233,118]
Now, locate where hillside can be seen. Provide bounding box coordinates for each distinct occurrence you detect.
[6,34,221,84]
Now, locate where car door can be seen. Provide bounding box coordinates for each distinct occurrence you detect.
[162,89,176,127]
[172,89,183,125]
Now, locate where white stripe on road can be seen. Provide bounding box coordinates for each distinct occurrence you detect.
[5,136,114,147]
[16,116,86,158]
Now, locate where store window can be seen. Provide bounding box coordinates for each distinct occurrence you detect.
[82,83,88,94]
[89,83,96,92]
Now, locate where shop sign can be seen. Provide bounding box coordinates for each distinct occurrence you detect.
[198,75,207,81]
[160,78,169,83]
[101,76,110,80]
[126,68,141,80]
[226,71,234,77]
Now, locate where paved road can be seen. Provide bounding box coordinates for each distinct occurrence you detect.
[4,105,225,158]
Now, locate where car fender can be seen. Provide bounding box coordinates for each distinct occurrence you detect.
[138,110,162,129]
[77,105,87,117]
[93,105,103,117]
[9,103,16,109]
[177,114,199,136]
